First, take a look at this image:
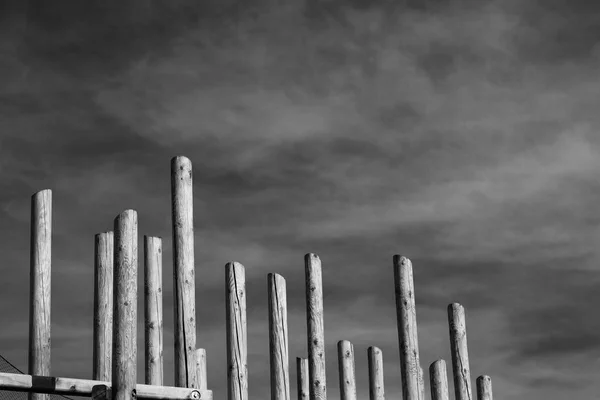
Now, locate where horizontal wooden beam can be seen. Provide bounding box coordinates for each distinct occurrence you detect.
[0,372,212,400]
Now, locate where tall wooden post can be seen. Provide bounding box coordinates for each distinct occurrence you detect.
[476,376,492,400]
[367,347,384,400]
[28,189,52,400]
[337,341,356,400]
[448,303,472,400]
[196,349,207,391]
[93,231,113,382]
[429,360,449,400]
[296,358,309,400]
[305,253,326,400]
[144,236,163,385]
[393,255,423,400]
[226,262,248,400]
[268,273,290,400]
[171,156,197,388]
[112,210,138,400]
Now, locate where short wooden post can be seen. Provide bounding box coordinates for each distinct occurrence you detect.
[112,210,138,400]
[476,376,492,400]
[144,236,163,385]
[448,303,472,400]
[268,273,290,400]
[171,155,197,388]
[429,360,449,400]
[94,231,114,382]
[367,347,384,400]
[393,255,423,400]
[337,341,356,400]
[305,253,326,400]
[296,358,309,400]
[28,189,52,400]
[226,262,248,400]
[195,349,207,391]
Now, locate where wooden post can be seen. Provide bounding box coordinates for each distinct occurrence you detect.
[226,262,248,400]
[367,347,384,400]
[476,376,492,400]
[112,210,138,400]
[393,255,423,400]
[268,273,290,400]
[144,236,163,385]
[304,253,326,400]
[337,341,356,400]
[195,349,207,391]
[171,155,197,388]
[28,189,52,400]
[94,231,114,382]
[448,303,472,400]
[418,365,425,400]
[296,358,309,400]
[429,360,449,400]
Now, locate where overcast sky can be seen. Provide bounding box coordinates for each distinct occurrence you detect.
[1,0,600,399]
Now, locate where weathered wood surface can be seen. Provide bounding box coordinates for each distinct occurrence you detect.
[367,346,384,400]
[195,349,207,391]
[268,273,290,400]
[296,358,309,400]
[429,359,449,400]
[29,189,52,400]
[93,231,113,382]
[144,236,164,385]
[476,376,493,400]
[337,341,356,400]
[394,255,423,400]
[448,303,473,400]
[171,155,197,388]
[226,262,248,400]
[0,372,212,400]
[304,253,327,400]
[112,210,138,400]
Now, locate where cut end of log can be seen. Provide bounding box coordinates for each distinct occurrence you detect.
[225,261,245,274]
[367,346,381,355]
[172,156,192,169]
[304,253,320,262]
[392,255,411,267]
[448,303,464,314]
[32,189,52,199]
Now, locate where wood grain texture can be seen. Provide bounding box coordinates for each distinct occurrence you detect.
[28,189,52,400]
[393,255,423,400]
[0,372,212,400]
[268,273,290,400]
[476,376,492,400]
[418,365,425,400]
[296,358,309,400]
[429,360,449,400]
[112,210,138,400]
[144,236,164,386]
[304,253,326,400]
[226,262,247,400]
[367,347,384,400]
[94,231,114,382]
[337,341,356,400]
[195,349,207,391]
[171,155,197,388]
[448,303,472,400]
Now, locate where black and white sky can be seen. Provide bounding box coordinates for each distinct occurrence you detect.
[1,0,600,399]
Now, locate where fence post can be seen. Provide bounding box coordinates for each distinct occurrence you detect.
[28,189,52,400]
[268,273,290,400]
[393,255,423,400]
[195,349,207,391]
[367,347,384,400]
[112,210,138,400]
[476,376,492,400]
[305,253,326,400]
[94,231,114,382]
[337,341,356,400]
[448,303,472,400]
[226,262,248,400]
[171,155,197,388]
[429,359,449,400]
[296,358,309,400]
[144,236,163,385]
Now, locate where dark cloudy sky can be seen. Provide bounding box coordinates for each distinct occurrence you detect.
[1,0,600,399]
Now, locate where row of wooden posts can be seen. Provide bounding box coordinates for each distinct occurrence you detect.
[0,156,493,400]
